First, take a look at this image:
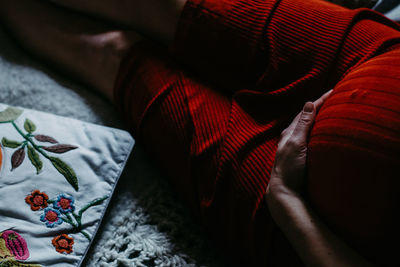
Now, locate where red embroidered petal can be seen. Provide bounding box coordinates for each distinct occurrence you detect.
[52,234,74,254]
[25,190,49,210]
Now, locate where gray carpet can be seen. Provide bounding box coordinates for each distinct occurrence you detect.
[0,28,225,267]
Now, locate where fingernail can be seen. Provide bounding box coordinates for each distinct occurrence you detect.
[303,102,314,113]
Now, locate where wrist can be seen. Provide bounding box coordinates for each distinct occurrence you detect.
[265,180,300,203]
[266,182,305,223]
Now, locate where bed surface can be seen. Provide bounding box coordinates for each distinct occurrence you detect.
[0,28,224,267]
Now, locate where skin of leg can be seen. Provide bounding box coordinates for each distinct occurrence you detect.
[46,0,188,44]
[0,0,141,101]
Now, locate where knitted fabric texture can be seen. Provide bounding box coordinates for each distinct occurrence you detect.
[114,0,400,265]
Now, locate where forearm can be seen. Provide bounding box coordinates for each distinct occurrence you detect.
[266,187,372,267]
[47,0,187,44]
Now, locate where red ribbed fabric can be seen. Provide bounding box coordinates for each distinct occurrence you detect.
[114,0,400,265]
[307,46,400,265]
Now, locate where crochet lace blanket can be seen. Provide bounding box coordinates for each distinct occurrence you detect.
[0,29,224,267]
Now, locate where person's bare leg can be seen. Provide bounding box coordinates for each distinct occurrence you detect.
[46,0,187,44]
[0,0,142,101]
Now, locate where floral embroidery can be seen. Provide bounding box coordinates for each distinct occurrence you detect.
[0,229,42,267]
[51,234,74,254]
[0,107,23,122]
[25,190,49,211]
[26,190,108,254]
[53,194,75,213]
[0,259,42,267]
[0,230,29,260]
[40,208,63,228]
[0,234,13,259]
[0,230,43,266]
[0,107,79,191]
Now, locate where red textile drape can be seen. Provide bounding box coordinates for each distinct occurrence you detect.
[114,0,400,265]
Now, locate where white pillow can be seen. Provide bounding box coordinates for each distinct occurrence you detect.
[0,104,134,267]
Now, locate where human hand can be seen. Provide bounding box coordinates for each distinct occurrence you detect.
[266,90,332,198]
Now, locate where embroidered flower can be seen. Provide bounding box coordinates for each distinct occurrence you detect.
[26,189,109,254]
[1,230,29,260]
[40,208,63,228]
[53,193,75,213]
[25,190,49,211]
[52,234,74,254]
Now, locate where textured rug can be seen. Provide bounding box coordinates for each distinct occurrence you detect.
[0,28,225,267]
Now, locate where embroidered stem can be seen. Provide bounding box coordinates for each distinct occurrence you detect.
[65,213,91,241]
[72,212,80,225]
[60,207,94,241]
[25,190,109,253]
[7,120,79,191]
[11,121,50,160]
[80,230,91,241]
[78,196,108,221]
[61,214,75,228]
[65,213,79,229]
[62,212,91,241]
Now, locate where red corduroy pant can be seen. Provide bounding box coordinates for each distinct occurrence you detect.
[114,0,400,265]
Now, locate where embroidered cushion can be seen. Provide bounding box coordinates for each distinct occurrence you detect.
[0,103,134,266]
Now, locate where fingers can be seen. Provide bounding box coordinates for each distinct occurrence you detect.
[279,112,301,146]
[313,89,333,111]
[290,102,316,144]
[279,89,333,146]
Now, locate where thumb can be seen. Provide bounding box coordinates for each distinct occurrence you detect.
[290,102,316,144]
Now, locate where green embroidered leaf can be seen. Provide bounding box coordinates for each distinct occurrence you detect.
[49,157,79,191]
[0,107,23,122]
[2,137,22,148]
[78,196,108,216]
[27,145,42,174]
[0,259,43,267]
[24,119,36,133]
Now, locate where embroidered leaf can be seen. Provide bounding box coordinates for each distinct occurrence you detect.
[0,259,43,267]
[2,137,22,148]
[0,107,23,122]
[43,144,78,154]
[34,134,58,144]
[0,236,13,259]
[49,157,79,191]
[24,119,36,133]
[11,147,25,170]
[27,145,43,174]
[78,196,108,216]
